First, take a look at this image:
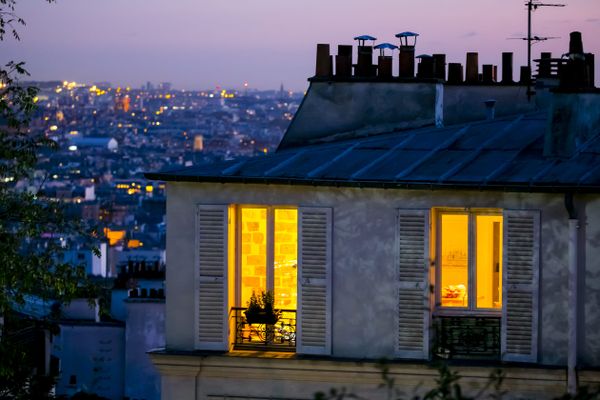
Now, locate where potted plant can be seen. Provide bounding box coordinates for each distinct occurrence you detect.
[244,290,280,325]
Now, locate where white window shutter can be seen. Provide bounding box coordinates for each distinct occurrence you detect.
[195,205,229,351]
[501,210,540,362]
[297,207,332,355]
[395,209,430,359]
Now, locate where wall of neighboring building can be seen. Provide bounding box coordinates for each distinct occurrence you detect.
[279,81,439,148]
[442,85,534,126]
[63,243,107,277]
[125,299,165,400]
[53,323,125,399]
[279,82,536,149]
[165,181,599,366]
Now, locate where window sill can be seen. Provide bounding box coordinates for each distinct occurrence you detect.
[433,309,502,318]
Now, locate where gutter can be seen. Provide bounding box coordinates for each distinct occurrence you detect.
[565,192,579,394]
[143,173,600,194]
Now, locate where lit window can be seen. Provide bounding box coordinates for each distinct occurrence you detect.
[437,210,502,310]
[236,206,298,310]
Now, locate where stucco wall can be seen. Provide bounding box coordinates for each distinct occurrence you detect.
[153,354,599,400]
[125,299,165,400]
[165,181,599,366]
[53,324,125,399]
[581,196,600,366]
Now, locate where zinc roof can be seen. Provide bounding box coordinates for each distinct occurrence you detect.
[145,112,600,193]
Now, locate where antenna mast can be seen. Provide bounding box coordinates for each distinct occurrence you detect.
[525,0,565,84]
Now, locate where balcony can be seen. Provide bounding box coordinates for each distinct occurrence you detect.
[434,316,501,360]
[230,307,296,352]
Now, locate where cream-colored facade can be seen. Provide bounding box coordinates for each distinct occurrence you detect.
[153,181,600,399]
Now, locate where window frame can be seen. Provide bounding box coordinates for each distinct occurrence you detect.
[434,207,503,316]
[233,204,298,309]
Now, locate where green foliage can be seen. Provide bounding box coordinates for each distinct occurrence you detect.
[244,290,280,324]
[1,0,99,397]
[314,362,599,400]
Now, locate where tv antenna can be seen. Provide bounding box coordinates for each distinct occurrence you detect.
[525,1,565,80]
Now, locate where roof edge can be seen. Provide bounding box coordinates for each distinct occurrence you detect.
[142,173,600,194]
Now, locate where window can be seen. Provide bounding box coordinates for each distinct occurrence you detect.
[436,210,502,311]
[196,204,331,354]
[236,206,298,310]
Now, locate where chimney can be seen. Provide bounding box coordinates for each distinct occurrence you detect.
[519,66,531,84]
[502,53,513,84]
[432,54,446,80]
[447,63,463,83]
[538,52,552,78]
[465,52,479,83]
[336,45,352,78]
[416,55,434,79]
[378,56,393,78]
[545,32,600,158]
[569,31,583,54]
[482,64,494,83]
[396,32,419,78]
[399,46,416,78]
[356,46,375,77]
[587,53,595,87]
[375,43,397,78]
[315,44,331,77]
[559,31,594,89]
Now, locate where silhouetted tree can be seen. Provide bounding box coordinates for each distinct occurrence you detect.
[1,1,97,397]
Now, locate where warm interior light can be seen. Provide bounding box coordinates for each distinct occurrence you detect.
[240,207,267,307]
[476,215,503,309]
[440,214,469,307]
[274,209,297,310]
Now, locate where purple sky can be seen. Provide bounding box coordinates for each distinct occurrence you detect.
[3,0,599,91]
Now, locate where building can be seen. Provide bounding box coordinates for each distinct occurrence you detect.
[146,32,600,398]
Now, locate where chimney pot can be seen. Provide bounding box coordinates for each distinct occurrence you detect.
[569,31,584,55]
[447,63,464,83]
[315,44,331,77]
[336,45,353,78]
[432,54,446,80]
[417,55,434,79]
[356,45,375,77]
[502,52,514,83]
[466,52,479,83]
[482,64,494,83]
[378,56,393,78]
[399,46,416,78]
[519,66,531,84]
[538,52,552,78]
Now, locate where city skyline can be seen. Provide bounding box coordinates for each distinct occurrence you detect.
[2,0,600,91]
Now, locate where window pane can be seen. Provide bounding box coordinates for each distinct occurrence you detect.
[476,215,503,309]
[240,207,267,307]
[274,209,298,310]
[440,214,469,307]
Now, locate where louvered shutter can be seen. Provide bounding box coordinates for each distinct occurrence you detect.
[297,207,332,355]
[395,209,430,359]
[195,205,229,350]
[501,210,540,362]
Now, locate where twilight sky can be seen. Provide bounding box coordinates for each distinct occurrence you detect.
[3,0,599,91]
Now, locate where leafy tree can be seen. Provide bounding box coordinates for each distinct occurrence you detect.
[1,0,97,397]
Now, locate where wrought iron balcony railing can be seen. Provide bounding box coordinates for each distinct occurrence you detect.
[230,307,296,352]
[434,316,501,360]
